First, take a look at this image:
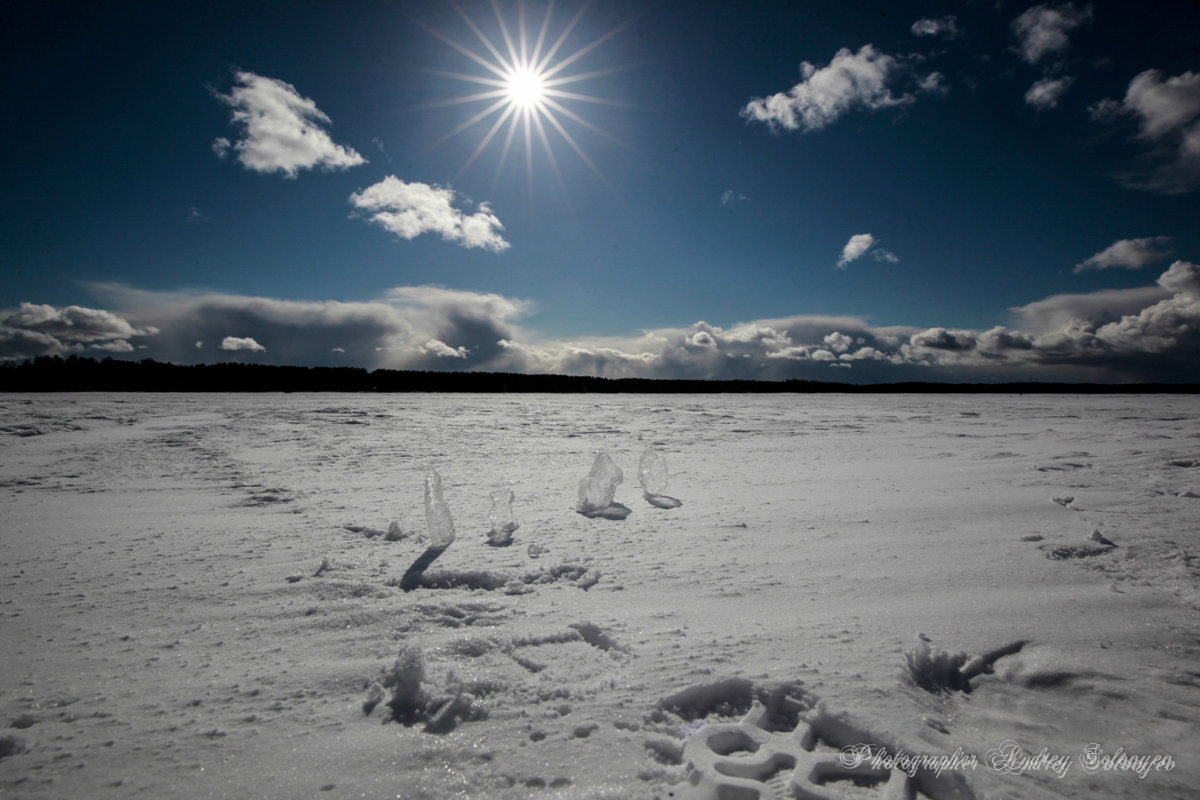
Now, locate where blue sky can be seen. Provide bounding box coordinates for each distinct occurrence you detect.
[3,0,1200,382]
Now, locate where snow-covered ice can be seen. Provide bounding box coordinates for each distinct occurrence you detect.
[1,392,1198,799]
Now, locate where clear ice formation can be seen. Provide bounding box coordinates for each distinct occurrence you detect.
[576,452,623,513]
[487,488,519,545]
[638,449,669,494]
[424,469,456,549]
[639,448,683,508]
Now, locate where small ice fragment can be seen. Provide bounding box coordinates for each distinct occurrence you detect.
[425,469,456,549]
[487,489,519,545]
[639,449,669,495]
[639,448,683,508]
[576,452,623,513]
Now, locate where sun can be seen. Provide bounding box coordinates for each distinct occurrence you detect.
[415,2,633,191]
[505,67,545,109]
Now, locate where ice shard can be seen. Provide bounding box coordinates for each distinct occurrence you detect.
[638,449,669,495]
[577,452,622,511]
[575,452,631,519]
[487,488,519,546]
[424,469,456,549]
[639,448,683,508]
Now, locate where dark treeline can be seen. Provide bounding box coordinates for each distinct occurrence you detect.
[2,355,1198,394]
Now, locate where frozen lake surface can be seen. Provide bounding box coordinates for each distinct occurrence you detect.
[1,392,1198,799]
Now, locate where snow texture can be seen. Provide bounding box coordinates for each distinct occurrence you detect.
[3,393,1200,800]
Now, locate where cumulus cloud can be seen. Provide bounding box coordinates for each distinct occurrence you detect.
[349,177,509,252]
[220,336,265,352]
[11,258,1200,382]
[1009,285,1170,335]
[911,16,960,38]
[0,302,158,359]
[741,45,941,134]
[836,234,896,267]
[1091,69,1200,194]
[420,339,469,358]
[1025,76,1073,110]
[59,282,536,373]
[1074,237,1173,273]
[1157,260,1200,297]
[212,71,366,178]
[1011,3,1091,64]
[838,234,876,266]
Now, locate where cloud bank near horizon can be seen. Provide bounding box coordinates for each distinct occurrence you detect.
[3,263,1200,383]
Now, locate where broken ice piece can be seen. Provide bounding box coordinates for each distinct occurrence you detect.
[424,469,456,549]
[639,449,683,508]
[487,488,519,546]
[638,449,669,495]
[577,452,622,510]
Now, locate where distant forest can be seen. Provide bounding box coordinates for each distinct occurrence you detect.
[2,355,1198,393]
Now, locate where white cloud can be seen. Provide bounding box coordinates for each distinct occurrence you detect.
[349,176,509,252]
[911,16,960,38]
[1157,260,1200,297]
[1025,76,1074,110]
[837,233,897,267]
[421,339,469,358]
[212,71,366,178]
[838,234,876,267]
[220,336,266,352]
[1122,70,1200,139]
[1092,69,1200,194]
[917,72,949,96]
[12,260,1200,382]
[1011,3,1091,64]
[824,332,854,353]
[1074,237,1173,273]
[720,189,748,206]
[0,302,159,360]
[741,45,940,133]
[1009,285,1170,335]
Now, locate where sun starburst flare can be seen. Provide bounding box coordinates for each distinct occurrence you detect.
[415,1,633,194]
